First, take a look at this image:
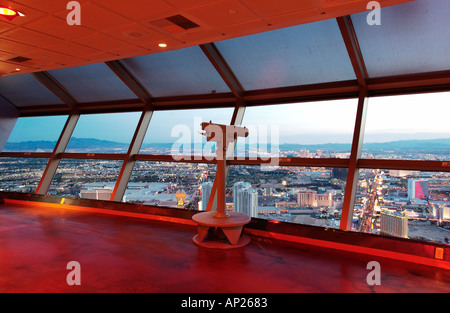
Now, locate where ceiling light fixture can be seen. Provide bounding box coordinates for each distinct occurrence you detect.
[158,43,167,48]
[0,6,24,21]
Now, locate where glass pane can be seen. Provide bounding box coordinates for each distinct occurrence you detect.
[215,18,355,91]
[0,158,48,193]
[236,99,357,159]
[47,159,122,198]
[140,107,234,156]
[0,73,64,107]
[226,165,347,228]
[125,161,216,210]
[351,0,450,77]
[48,63,137,103]
[355,169,450,245]
[4,115,68,152]
[122,46,231,97]
[66,112,141,153]
[362,92,450,161]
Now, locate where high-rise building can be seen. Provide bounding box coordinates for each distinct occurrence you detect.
[442,206,450,221]
[235,188,258,217]
[297,189,317,207]
[432,204,450,222]
[407,179,429,200]
[201,182,214,211]
[80,188,112,201]
[233,182,258,217]
[297,189,334,208]
[380,209,409,239]
[233,182,251,210]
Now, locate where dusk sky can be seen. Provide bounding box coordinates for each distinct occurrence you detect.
[6,91,450,145]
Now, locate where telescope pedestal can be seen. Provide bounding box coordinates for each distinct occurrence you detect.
[192,121,251,249]
[192,211,251,249]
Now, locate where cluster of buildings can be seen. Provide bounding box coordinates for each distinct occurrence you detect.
[1,150,449,244]
[201,181,258,217]
[376,178,430,239]
[199,180,343,221]
[297,189,335,208]
[355,171,450,242]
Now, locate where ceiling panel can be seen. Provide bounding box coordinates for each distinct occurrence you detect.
[93,0,177,21]
[43,41,101,58]
[262,8,320,28]
[53,2,133,32]
[108,45,153,60]
[352,0,450,78]
[0,37,35,54]
[73,32,134,52]
[172,28,222,45]
[0,0,412,76]
[1,27,64,47]
[215,18,356,91]
[241,0,317,17]
[22,15,93,40]
[122,45,231,97]
[81,51,117,63]
[0,73,64,106]
[165,0,218,10]
[12,0,90,14]
[184,0,259,27]
[0,19,16,34]
[48,63,137,103]
[17,48,86,67]
[0,50,15,61]
[103,23,168,45]
[216,18,268,37]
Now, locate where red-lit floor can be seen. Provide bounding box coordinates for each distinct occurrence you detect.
[0,202,449,293]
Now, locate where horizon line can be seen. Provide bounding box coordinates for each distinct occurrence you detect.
[5,136,450,146]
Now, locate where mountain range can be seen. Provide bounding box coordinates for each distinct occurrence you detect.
[3,137,450,152]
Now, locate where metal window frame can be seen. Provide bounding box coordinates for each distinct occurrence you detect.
[1,23,450,236]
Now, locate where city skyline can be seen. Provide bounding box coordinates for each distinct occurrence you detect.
[1,155,448,245]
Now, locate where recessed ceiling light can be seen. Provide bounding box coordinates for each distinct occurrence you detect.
[15,68,20,71]
[158,43,167,48]
[0,7,17,16]
[0,7,24,20]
